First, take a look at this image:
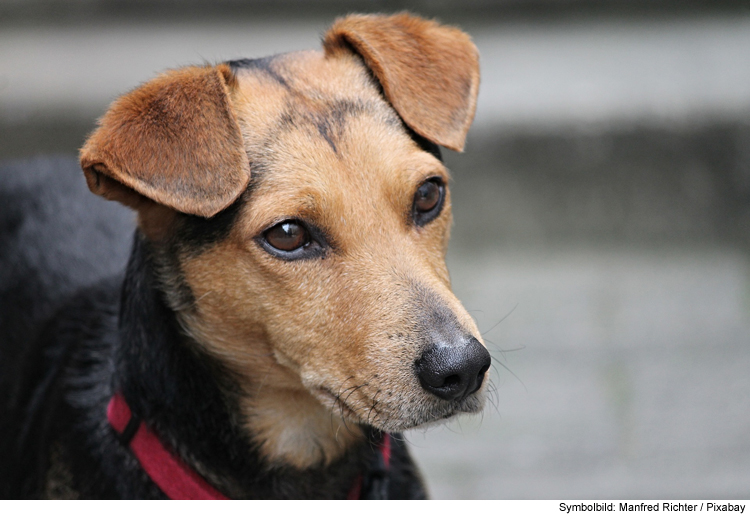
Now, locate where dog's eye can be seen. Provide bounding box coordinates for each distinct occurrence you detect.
[258,220,328,261]
[413,178,445,226]
[415,181,441,212]
[264,221,309,252]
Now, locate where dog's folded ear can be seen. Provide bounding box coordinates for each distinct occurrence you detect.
[80,65,250,218]
[323,12,480,152]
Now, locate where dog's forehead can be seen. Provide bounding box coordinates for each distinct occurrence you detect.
[228,50,402,149]
[232,50,378,99]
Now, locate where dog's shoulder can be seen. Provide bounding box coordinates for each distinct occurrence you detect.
[0,275,125,499]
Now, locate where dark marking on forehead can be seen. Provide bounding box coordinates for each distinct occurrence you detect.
[274,98,402,156]
[314,99,373,155]
[316,120,338,154]
[228,56,290,89]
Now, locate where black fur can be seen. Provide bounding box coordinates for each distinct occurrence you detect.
[0,156,426,499]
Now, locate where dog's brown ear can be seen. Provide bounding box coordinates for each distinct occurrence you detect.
[80,65,249,218]
[323,13,480,152]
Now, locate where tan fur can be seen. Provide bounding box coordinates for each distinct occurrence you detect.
[80,13,485,469]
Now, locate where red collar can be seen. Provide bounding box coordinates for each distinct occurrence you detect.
[107,393,391,499]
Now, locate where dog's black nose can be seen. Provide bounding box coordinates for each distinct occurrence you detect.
[416,337,491,401]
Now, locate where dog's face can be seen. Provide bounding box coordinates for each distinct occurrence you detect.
[80,14,489,468]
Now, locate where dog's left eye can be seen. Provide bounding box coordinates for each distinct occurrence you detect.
[264,221,310,252]
[413,178,445,226]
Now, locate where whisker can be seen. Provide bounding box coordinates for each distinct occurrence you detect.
[366,389,382,424]
[484,339,526,356]
[329,376,356,432]
[491,358,527,392]
[485,380,501,415]
[480,303,519,337]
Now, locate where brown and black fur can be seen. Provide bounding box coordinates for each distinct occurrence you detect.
[0,13,487,499]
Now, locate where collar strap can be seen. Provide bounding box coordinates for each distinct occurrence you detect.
[107,393,391,499]
[107,392,228,499]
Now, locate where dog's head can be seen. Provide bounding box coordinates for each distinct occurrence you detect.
[80,13,489,468]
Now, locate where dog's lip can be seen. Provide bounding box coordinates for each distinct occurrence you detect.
[405,406,459,429]
[404,393,485,429]
[310,384,486,430]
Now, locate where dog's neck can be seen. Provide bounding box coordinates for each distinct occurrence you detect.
[113,232,370,498]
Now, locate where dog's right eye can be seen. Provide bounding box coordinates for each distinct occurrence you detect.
[264,221,309,252]
[258,220,328,261]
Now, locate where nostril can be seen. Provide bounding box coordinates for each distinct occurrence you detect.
[442,374,461,390]
[416,337,491,402]
[470,361,491,395]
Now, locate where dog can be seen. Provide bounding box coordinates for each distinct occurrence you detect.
[0,13,489,499]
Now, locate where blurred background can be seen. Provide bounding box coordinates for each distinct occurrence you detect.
[2,0,749,499]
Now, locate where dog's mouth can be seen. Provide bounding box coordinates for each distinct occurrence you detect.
[388,395,485,431]
[311,383,485,432]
